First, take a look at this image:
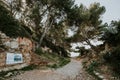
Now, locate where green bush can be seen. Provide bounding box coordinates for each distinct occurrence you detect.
[103,47,120,75]
[87,61,98,74]
[47,58,70,69]
[47,64,58,69]
[35,48,43,55]
[21,65,37,71]
[59,58,70,67]
[0,69,20,79]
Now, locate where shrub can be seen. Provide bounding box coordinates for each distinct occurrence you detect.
[87,61,98,74]
[35,48,43,55]
[47,58,70,69]
[47,64,58,69]
[0,69,20,79]
[21,65,37,71]
[59,58,70,67]
[103,47,120,75]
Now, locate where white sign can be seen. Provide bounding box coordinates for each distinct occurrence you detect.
[6,53,23,64]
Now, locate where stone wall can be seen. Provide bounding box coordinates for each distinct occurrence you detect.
[0,52,6,67]
[0,52,31,73]
[0,51,31,67]
[0,32,33,71]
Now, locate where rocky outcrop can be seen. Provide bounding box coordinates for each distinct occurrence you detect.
[0,32,33,71]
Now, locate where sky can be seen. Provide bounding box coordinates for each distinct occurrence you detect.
[75,0,120,24]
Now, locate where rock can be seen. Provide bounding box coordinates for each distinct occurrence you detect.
[103,79,107,80]
[5,72,13,77]
[95,72,100,75]
[99,75,104,79]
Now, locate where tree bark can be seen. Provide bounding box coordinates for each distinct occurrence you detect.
[38,15,53,48]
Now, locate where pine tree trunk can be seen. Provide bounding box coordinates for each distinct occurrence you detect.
[38,17,53,48]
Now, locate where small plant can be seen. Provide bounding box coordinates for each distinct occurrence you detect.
[103,47,120,75]
[0,69,20,79]
[35,48,43,55]
[87,60,98,74]
[0,65,37,80]
[47,64,58,69]
[59,58,70,67]
[47,57,70,69]
[21,65,37,71]
[85,60,102,80]
[0,71,8,78]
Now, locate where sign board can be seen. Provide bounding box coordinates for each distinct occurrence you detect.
[6,53,23,64]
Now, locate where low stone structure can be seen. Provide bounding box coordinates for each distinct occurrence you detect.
[0,32,33,71]
[0,52,6,67]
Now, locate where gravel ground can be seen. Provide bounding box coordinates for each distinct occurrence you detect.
[8,59,95,80]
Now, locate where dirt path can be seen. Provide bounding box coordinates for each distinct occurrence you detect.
[8,59,95,80]
[55,59,83,79]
